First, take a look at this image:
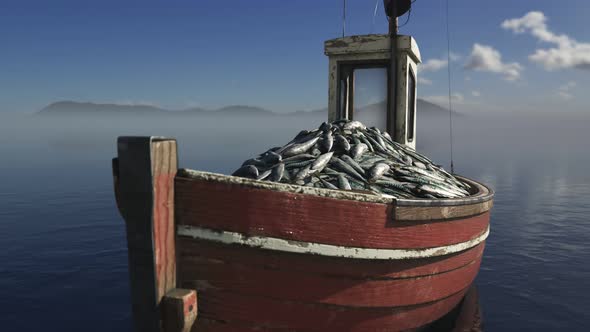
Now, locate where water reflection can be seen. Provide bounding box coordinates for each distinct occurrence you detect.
[424,286,484,332]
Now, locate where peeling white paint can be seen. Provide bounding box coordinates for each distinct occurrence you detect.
[177,225,490,260]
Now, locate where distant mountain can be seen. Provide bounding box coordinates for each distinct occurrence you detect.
[37,101,275,117]
[37,99,457,117]
[38,101,169,116]
[417,99,462,116]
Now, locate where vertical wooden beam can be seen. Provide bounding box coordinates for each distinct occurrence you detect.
[328,57,339,122]
[115,136,178,332]
[162,289,198,332]
[388,12,399,140]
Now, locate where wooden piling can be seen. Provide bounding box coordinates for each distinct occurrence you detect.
[113,136,196,332]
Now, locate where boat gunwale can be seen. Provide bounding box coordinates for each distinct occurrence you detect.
[176,168,494,207]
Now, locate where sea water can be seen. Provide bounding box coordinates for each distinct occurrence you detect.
[0,113,589,331]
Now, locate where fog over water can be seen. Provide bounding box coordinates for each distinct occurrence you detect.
[1,109,589,331]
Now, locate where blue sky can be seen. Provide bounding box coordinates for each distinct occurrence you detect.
[1,0,589,114]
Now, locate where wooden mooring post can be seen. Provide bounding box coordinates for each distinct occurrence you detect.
[112,136,197,332]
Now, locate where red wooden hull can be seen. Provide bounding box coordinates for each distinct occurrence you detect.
[173,170,494,331]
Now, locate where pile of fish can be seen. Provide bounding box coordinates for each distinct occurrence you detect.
[232,120,470,199]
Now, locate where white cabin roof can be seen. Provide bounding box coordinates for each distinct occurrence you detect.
[324,34,421,64]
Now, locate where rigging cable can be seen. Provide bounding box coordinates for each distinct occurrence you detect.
[371,0,379,34]
[399,0,417,28]
[342,0,347,37]
[445,0,455,174]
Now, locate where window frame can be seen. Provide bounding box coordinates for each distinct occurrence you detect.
[407,67,417,142]
[336,60,392,132]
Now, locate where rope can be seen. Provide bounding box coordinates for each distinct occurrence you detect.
[398,7,412,28]
[445,0,455,174]
[371,0,379,34]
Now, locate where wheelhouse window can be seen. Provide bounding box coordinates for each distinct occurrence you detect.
[337,64,388,132]
[353,68,388,132]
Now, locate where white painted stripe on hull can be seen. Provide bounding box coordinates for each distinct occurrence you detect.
[177,225,490,260]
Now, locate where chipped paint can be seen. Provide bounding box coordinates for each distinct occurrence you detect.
[177,225,489,260]
[178,169,393,204]
[177,169,493,207]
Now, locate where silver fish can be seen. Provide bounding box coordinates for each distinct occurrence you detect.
[413,161,427,170]
[365,135,387,153]
[294,164,312,182]
[337,174,352,190]
[403,155,413,165]
[234,119,470,199]
[282,153,315,164]
[319,121,331,132]
[340,154,366,176]
[242,158,266,167]
[334,134,350,151]
[269,163,285,182]
[257,169,272,180]
[368,163,390,182]
[284,159,313,169]
[232,165,259,178]
[281,136,320,157]
[418,184,461,198]
[343,120,366,131]
[260,151,282,164]
[382,131,393,142]
[350,143,368,160]
[323,166,341,175]
[318,131,334,153]
[329,157,367,183]
[319,177,339,190]
[358,135,374,153]
[310,152,334,173]
[282,168,292,182]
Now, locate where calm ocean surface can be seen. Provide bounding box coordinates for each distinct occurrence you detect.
[1,113,589,331]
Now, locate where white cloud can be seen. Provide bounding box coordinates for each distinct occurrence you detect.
[472,91,481,97]
[418,77,433,85]
[420,58,448,72]
[557,81,576,100]
[464,43,523,81]
[502,11,590,70]
[419,53,462,72]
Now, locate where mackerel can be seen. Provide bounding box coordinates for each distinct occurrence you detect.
[350,143,369,160]
[337,174,352,190]
[281,136,320,157]
[329,157,367,183]
[340,154,366,176]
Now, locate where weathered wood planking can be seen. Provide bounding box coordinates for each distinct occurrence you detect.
[394,200,493,221]
[113,138,493,330]
[181,258,480,307]
[114,137,178,332]
[177,238,485,280]
[192,288,468,331]
[175,176,490,249]
[162,289,198,332]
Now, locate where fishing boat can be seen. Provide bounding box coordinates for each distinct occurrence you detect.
[112,1,493,331]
